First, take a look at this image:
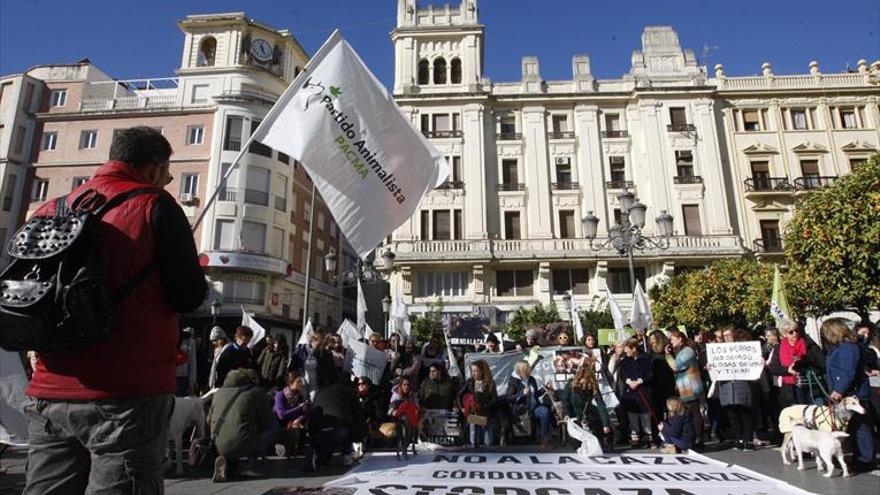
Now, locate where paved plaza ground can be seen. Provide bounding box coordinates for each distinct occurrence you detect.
[1,441,877,495]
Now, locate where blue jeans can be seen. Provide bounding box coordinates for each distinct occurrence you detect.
[848,402,876,464]
[534,405,552,436]
[469,424,493,446]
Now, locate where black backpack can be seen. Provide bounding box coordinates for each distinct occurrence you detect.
[0,187,161,352]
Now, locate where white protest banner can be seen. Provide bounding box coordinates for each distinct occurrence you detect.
[253,31,448,259]
[347,339,389,385]
[324,451,811,495]
[706,341,765,381]
[465,348,618,409]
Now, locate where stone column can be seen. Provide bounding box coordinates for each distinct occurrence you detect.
[538,261,551,305]
[522,106,553,239]
[463,103,488,239]
[693,99,734,234]
[574,104,607,236]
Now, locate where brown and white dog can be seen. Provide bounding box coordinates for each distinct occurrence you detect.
[779,396,865,466]
[166,389,217,474]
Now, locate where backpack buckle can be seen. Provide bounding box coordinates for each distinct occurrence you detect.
[23,265,41,281]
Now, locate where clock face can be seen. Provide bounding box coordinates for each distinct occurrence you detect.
[250,38,273,62]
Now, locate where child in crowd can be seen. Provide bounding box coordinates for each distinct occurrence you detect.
[659,397,694,453]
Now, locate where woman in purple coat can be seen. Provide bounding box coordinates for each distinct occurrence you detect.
[273,371,309,457]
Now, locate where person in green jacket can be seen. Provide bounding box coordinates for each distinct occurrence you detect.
[210,368,278,482]
[562,361,612,448]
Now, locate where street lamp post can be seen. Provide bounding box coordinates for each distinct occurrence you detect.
[324,247,396,336]
[582,189,674,293]
[382,295,392,339]
[210,298,222,328]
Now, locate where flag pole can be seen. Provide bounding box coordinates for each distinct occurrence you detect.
[302,182,317,332]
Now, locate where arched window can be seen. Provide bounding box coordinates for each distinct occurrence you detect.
[450,58,462,84]
[417,59,429,85]
[197,36,216,67]
[433,57,447,85]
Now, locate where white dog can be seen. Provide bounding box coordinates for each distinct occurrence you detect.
[790,424,849,478]
[167,389,216,474]
[779,396,864,466]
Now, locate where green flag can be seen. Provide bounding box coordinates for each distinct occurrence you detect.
[770,265,790,322]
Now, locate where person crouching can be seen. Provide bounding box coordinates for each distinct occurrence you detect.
[659,397,694,454]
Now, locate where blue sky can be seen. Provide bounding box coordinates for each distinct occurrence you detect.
[2,0,878,86]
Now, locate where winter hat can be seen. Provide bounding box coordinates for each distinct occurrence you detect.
[181,327,195,335]
[525,328,540,341]
[209,326,228,341]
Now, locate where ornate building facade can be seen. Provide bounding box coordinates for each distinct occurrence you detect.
[386,0,879,323]
[9,13,345,343]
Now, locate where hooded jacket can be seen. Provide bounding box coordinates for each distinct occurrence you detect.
[27,161,207,399]
[210,370,275,458]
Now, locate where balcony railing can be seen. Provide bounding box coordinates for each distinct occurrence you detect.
[794,176,837,190]
[497,183,525,192]
[673,175,704,184]
[552,181,579,190]
[436,181,465,190]
[218,187,237,202]
[223,140,242,152]
[547,131,575,139]
[422,130,463,138]
[605,180,633,189]
[244,189,270,206]
[601,130,629,138]
[667,124,696,132]
[274,195,287,212]
[753,238,784,253]
[496,132,522,141]
[744,177,795,193]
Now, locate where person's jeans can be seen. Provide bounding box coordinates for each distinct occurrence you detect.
[847,401,876,464]
[249,420,281,461]
[468,424,493,446]
[534,405,552,436]
[23,394,173,495]
[627,412,651,435]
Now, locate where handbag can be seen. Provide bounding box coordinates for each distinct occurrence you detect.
[466,414,488,426]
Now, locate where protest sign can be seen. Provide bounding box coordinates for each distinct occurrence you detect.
[323,451,811,495]
[598,328,635,346]
[465,348,618,410]
[347,339,388,384]
[706,341,764,381]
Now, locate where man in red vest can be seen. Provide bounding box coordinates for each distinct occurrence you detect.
[24,127,208,494]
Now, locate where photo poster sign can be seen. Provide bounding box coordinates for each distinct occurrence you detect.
[464,348,618,410]
[597,328,635,346]
[705,341,765,382]
[321,451,812,495]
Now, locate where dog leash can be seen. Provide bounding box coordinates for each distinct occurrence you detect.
[635,388,660,425]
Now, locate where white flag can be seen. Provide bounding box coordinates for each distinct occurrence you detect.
[364,321,376,341]
[357,278,367,334]
[629,281,653,331]
[391,283,409,336]
[337,319,361,349]
[297,318,314,347]
[252,31,448,259]
[569,291,585,343]
[241,307,266,349]
[605,290,626,330]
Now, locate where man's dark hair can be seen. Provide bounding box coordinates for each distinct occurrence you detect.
[108,126,172,168]
[235,326,253,338]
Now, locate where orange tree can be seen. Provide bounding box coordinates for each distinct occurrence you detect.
[649,258,774,330]
[783,154,880,321]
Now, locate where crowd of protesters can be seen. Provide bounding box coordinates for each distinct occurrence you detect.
[177,314,878,482]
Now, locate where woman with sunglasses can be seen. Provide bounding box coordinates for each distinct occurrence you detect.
[767,319,825,407]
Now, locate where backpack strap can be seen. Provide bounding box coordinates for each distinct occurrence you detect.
[211,385,252,441]
[94,187,164,219]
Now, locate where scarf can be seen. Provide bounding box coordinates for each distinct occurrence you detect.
[779,337,807,386]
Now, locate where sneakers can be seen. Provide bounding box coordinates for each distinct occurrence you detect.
[212,455,227,483]
[342,454,354,467]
